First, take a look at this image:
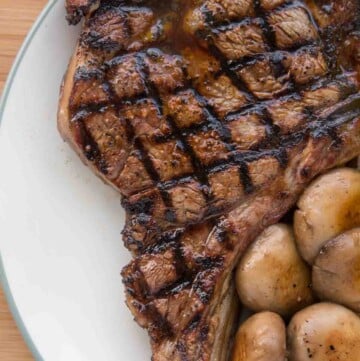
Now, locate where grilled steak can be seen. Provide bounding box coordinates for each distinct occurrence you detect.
[58,0,360,360]
[123,122,360,360]
[65,0,100,24]
[59,0,360,245]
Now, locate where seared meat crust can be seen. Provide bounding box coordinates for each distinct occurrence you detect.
[60,0,360,242]
[65,0,100,24]
[123,115,360,360]
[59,0,360,360]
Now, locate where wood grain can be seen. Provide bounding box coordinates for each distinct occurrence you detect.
[0,1,47,360]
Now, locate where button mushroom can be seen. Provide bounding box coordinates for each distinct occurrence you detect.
[312,228,360,312]
[236,224,313,317]
[288,302,360,361]
[231,311,286,361]
[294,168,360,264]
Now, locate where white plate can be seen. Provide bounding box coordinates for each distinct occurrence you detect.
[0,1,151,360]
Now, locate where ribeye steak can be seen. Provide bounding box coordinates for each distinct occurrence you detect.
[58,0,360,360]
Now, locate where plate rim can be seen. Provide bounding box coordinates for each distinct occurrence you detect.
[0,1,58,360]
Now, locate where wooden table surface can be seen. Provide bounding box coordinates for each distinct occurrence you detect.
[0,1,48,360]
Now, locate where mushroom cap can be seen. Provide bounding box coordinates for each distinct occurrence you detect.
[232,311,286,361]
[294,168,360,264]
[236,224,313,317]
[288,302,360,361]
[312,228,360,312]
